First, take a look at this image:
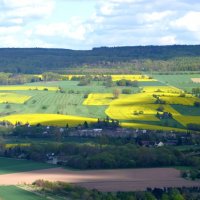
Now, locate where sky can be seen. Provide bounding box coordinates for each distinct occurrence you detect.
[0,0,200,49]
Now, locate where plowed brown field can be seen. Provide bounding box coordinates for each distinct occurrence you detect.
[0,167,199,191]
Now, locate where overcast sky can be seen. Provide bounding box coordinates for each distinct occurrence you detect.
[0,0,199,49]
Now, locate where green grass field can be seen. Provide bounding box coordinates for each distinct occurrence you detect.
[0,81,140,119]
[0,90,106,119]
[172,105,200,116]
[0,186,45,200]
[0,157,56,174]
[152,74,200,92]
[138,81,166,87]
[26,80,140,93]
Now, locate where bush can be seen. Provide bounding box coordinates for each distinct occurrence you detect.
[122,88,132,94]
[157,106,164,112]
[113,89,121,99]
[68,90,74,94]
[84,94,89,98]
[194,101,200,107]
[116,79,138,87]
[179,93,186,97]
[77,79,90,86]
[42,105,48,110]
[187,123,200,131]
[5,104,11,109]
[32,100,37,104]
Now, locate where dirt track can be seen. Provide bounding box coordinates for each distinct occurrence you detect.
[0,168,199,191]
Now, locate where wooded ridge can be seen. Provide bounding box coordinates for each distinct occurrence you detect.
[0,45,200,73]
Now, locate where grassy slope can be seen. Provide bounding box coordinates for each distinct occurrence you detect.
[0,93,106,119]
[152,74,200,92]
[0,81,140,119]
[172,105,200,116]
[0,157,56,174]
[148,74,200,128]
[0,186,45,200]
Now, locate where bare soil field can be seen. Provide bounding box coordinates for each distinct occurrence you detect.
[0,168,199,191]
[191,78,200,83]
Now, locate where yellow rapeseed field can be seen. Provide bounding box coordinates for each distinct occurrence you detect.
[0,114,97,127]
[0,93,31,104]
[5,143,31,149]
[111,74,157,82]
[64,74,157,81]
[0,86,59,91]
[142,86,183,93]
[106,104,160,121]
[106,103,180,122]
[104,93,158,121]
[82,85,198,130]
[83,93,128,106]
[160,96,200,106]
[33,74,43,79]
[110,93,156,106]
[174,115,200,127]
[65,75,85,80]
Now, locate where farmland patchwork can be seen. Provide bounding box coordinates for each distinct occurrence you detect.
[0,75,199,131]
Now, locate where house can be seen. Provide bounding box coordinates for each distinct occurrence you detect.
[93,129,102,133]
[156,141,164,147]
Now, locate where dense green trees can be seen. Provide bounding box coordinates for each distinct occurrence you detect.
[4,142,199,170]
[42,72,67,81]
[187,124,200,131]
[0,73,41,85]
[116,79,138,87]
[33,180,200,200]
[0,46,200,73]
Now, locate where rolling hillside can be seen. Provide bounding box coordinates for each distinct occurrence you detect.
[1,45,200,73]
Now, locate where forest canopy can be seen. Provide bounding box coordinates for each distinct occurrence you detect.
[0,45,200,73]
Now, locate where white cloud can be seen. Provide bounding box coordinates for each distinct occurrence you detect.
[141,11,174,23]
[0,26,21,35]
[83,0,200,47]
[99,3,115,15]
[0,0,54,26]
[34,17,93,41]
[158,35,177,45]
[0,0,200,48]
[171,11,200,32]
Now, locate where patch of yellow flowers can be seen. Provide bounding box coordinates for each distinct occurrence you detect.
[0,93,31,104]
[0,86,59,91]
[0,114,97,127]
[84,85,200,130]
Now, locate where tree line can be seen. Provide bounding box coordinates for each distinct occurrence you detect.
[0,45,200,73]
[33,180,200,200]
[2,141,200,170]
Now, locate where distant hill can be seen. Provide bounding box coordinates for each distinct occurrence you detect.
[0,45,200,73]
